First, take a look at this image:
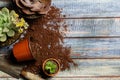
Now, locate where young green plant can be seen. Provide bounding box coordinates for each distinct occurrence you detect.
[45,61,57,74]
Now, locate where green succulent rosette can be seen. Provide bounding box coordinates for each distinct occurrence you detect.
[45,61,58,74]
[0,7,29,47]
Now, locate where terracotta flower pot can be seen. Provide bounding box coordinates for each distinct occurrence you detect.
[42,58,60,77]
[13,39,33,62]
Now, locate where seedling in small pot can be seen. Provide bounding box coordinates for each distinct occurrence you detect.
[42,58,60,77]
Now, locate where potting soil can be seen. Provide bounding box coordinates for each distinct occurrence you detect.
[23,6,77,75]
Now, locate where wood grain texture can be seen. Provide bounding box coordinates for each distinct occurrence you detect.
[0,59,120,79]
[55,59,120,77]
[0,0,11,8]
[0,78,20,80]
[64,38,120,58]
[52,0,120,18]
[0,71,10,78]
[63,19,120,37]
[0,0,120,80]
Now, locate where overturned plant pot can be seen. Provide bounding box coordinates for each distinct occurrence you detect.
[42,58,60,77]
[13,39,33,62]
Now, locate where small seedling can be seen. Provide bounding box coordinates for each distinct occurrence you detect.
[45,60,57,74]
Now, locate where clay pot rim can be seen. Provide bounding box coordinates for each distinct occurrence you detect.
[27,38,32,56]
[42,58,60,77]
[24,38,34,60]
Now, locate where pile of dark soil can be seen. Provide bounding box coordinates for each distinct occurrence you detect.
[23,6,77,75]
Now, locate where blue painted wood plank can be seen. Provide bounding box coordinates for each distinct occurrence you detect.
[63,19,120,37]
[64,38,120,58]
[52,0,120,17]
[0,0,11,8]
[55,59,120,77]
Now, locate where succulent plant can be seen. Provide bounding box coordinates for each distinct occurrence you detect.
[0,7,28,42]
[12,0,51,19]
[45,60,58,74]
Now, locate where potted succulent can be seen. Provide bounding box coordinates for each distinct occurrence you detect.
[0,7,29,47]
[42,58,60,77]
[12,0,51,19]
[13,38,33,62]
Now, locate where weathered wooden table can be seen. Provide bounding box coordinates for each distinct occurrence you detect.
[0,0,120,80]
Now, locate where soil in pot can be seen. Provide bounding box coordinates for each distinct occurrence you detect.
[42,58,60,77]
[0,32,21,47]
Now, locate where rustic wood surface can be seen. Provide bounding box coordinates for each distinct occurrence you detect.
[0,0,120,80]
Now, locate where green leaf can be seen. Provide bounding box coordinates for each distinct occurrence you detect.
[0,18,4,26]
[3,27,9,32]
[0,33,4,37]
[46,61,53,66]
[0,18,3,24]
[0,31,2,34]
[52,64,57,68]
[50,68,56,74]
[0,34,7,42]
[0,27,2,31]
[0,28,3,36]
[1,8,10,22]
[10,10,15,16]
[45,66,51,70]
[7,30,15,37]
[2,14,8,22]
[1,7,9,16]
[4,23,11,27]
[0,11,4,18]
[0,23,4,27]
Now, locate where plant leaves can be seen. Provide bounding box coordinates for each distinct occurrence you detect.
[3,27,9,32]
[52,64,57,68]
[45,61,57,74]
[1,7,9,16]
[7,30,15,37]
[0,34,7,42]
[50,68,56,74]
[0,33,4,37]
[0,27,2,31]
[4,23,11,27]
[45,66,51,70]
[10,10,15,16]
